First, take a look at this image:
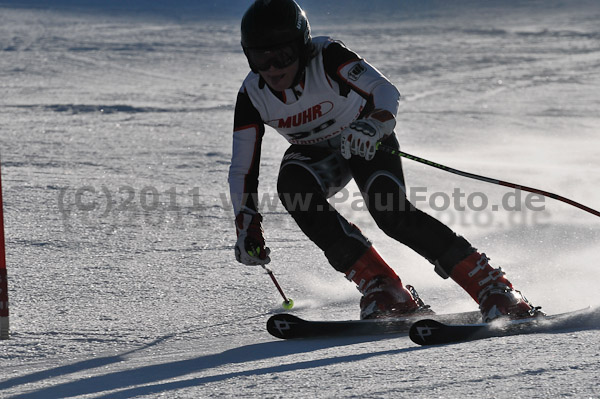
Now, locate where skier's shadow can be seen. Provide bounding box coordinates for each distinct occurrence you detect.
[2,335,419,399]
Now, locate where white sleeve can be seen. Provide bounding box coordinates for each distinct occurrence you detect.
[338,59,400,116]
[228,124,261,216]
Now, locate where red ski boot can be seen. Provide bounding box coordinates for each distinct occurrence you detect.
[346,246,432,319]
[451,252,543,322]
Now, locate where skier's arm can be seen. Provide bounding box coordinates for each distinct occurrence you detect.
[229,87,270,265]
[323,40,400,160]
[229,88,264,216]
[322,40,400,122]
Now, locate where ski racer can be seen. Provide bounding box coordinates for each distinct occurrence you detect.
[229,0,542,322]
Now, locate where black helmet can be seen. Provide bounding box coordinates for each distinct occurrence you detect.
[241,0,313,72]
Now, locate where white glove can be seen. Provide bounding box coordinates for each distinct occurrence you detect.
[340,110,396,161]
[234,208,271,265]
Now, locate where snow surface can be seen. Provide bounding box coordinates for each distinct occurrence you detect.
[1,1,600,398]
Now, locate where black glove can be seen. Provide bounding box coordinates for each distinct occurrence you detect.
[234,208,271,265]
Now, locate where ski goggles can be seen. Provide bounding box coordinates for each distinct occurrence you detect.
[246,45,298,71]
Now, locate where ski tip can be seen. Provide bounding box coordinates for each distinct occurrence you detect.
[408,319,446,346]
[266,313,305,339]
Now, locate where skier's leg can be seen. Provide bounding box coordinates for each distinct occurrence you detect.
[352,135,541,321]
[278,144,427,319]
[351,135,473,271]
[277,145,369,272]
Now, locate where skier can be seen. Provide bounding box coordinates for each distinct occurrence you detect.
[229,0,542,322]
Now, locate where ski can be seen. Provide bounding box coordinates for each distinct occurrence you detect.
[267,310,482,339]
[409,307,594,345]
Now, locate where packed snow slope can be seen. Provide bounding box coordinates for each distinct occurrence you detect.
[1,1,599,398]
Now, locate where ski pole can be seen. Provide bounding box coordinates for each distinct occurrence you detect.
[261,264,294,310]
[376,143,600,218]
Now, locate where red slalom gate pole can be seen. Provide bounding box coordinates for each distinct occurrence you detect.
[0,160,9,339]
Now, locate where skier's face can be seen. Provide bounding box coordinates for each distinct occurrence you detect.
[258,59,299,91]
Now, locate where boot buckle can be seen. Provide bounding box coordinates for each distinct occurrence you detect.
[478,267,505,286]
[468,253,490,277]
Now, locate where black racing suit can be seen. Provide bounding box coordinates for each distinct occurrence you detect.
[229,37,473,277]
